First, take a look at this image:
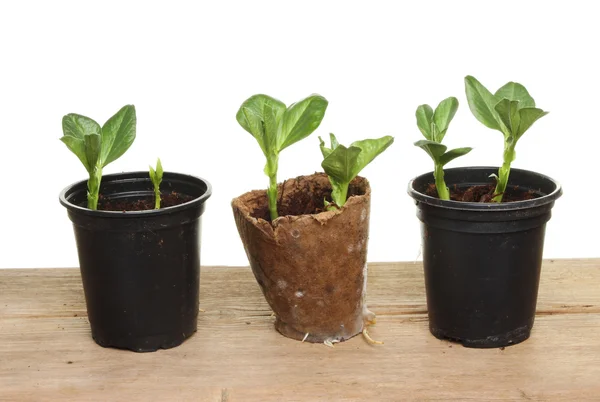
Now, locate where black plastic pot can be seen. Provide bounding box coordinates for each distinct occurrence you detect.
[407,167,562,348]
[60,172,211,352]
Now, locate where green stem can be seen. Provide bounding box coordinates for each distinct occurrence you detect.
[87,166,102,210]
[331,183,348,208]
[434,163,449,200]
[493,141,516,203]
[266,154,279,221]
[154,188,161,209]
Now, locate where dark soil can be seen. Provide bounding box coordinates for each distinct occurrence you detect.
[249,173,367,222]
[425,183,540,203]
[98,192,193,212]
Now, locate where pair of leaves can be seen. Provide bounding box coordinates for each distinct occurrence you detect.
[414,97,472,167]
[416,96,458,143]
[236,94,328,167]
[61,105,136,173]
[320,133,394,207]
[149,158,163,190]
[464,76,548,142]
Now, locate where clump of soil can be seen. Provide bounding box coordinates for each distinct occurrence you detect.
[98,192,193,212]
[249,173,367,222]
[425,183,540,203]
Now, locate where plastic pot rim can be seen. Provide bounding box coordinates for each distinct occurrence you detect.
[59,171,212,218]
[407,166,562,212]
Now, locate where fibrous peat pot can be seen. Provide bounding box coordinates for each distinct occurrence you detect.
[232,173,374,343]
[408,167,562,348]
[59,172,211,352]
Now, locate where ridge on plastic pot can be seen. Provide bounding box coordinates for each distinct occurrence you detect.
[60,171,211,352]
[408,166,562,348]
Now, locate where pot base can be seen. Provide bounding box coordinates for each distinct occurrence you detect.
[92,326,197,353]
[430,324,531,349]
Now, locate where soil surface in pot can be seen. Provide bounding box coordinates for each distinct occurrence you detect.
[98,192,193,211]
[248,173,365,222]
[426,183,540,203]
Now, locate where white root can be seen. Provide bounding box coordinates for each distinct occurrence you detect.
[302,333,309,343]
[199,309,205,313]
[362,327,384,345]
[324,339,340,348]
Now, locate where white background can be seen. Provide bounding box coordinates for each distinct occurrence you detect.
[0,1,596,268]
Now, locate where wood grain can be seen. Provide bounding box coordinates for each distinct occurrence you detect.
[1,259,599,401]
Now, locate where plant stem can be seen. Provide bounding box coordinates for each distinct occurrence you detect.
[266,154,279,221]
[434,163,449,200]
[493,141,516,203]
[154,188,161,209]
[331,183,348,208]
[87,166,102,210]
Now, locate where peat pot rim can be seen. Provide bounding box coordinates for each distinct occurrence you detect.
[232,173,371,226]
[59,171,212,218]
[407,166,562,212]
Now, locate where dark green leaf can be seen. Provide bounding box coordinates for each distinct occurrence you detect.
[62,113,101,140]
[494,82,535,109]
[464,76,503,131]
[494,99,521,136]
[517,108,548,139]
[414,139,447,161]
[280,94,328,150]
[438,147,473,166]
[321,144,362,185]
[350,136,395,177]
[416,104,433,140]
[101,105,136,167]
[433,97,458,142]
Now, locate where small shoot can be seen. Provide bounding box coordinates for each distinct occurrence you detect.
[319,133,394,209]
[236,94,328,221]
[414,97,472,200]
[149,158,163,210]
[465,76,548,202]
[60,105,136,210]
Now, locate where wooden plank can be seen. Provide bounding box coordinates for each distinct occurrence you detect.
[0,259,599,401]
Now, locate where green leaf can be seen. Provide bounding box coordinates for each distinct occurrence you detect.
[319,133,340,159]
[280,94,328,151]
[84,133,101,171]
[61,113,102,172]
[494,82,535,109]
[101,105,136,167]
[60,136,89,172]
[416,104,434,140]
[464,76,503,131]
[517,108,548,139]
[321,144,362,185]
[349,136,395,177]
[438,147,473,166]
[236,94,286,156]
[414,139,447,161]
[433,97,459,142]
[156,158,163,181]
[494,98,521,137]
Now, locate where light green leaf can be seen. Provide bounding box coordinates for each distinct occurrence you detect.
[280,94,328,151]
[350,136,395,177]
[517,108,548,139]
[236,94,286,156]
[416,104,434,140]
[414,139,447,161]
[60,136,89,172]
[101,105,136,167]
[438,147,473,166]
[464,76,503,131]
[494,82,535,109]
[319,133,339,159]
[84,133,101,171]
[433,97,459,142]
[494,99,521,137]
[156,158,163,181]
